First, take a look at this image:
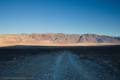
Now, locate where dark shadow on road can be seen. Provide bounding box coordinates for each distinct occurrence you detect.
[0,45,120,80]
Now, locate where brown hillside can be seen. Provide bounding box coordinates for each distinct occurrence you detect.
[0,33,120,46]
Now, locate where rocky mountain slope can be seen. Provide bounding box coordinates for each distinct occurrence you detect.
[0,33,120,46]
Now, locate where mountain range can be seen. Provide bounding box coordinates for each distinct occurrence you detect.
[0,33,120,46]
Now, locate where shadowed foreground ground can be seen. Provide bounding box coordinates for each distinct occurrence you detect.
[0,46,120,80]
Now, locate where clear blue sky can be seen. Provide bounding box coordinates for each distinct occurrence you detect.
[0,0,120,36]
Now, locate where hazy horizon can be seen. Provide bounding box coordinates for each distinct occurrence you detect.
[0,0,120,36]
[0,32,120,37]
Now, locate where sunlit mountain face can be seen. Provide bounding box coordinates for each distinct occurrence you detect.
[0,33,120,46]
[0,46,120,80]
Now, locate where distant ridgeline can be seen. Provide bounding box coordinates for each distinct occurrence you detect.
[0,33,120,46]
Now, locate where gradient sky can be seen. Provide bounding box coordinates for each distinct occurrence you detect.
[0,0,120,36]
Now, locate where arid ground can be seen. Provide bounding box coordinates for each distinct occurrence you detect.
[0,45,120,80]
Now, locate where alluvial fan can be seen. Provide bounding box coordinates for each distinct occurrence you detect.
[0,46,120,80]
